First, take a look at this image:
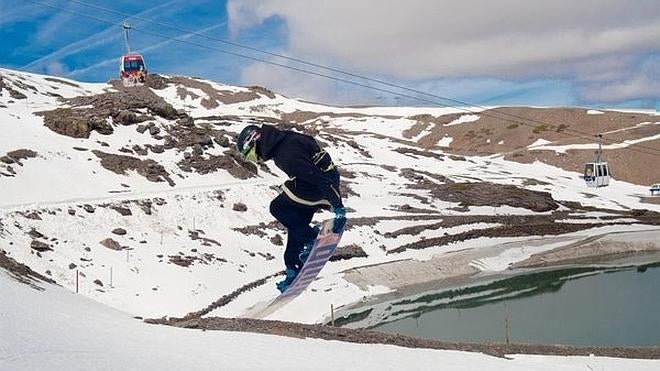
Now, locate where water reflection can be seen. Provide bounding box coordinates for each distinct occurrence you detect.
[337,262,660,346]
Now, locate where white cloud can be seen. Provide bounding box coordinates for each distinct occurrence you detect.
[579,57,660,103]
[34,8,76,45]
[45,61,70,76]
[228,0,660,105]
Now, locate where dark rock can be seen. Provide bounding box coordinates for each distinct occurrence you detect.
[178,116,195,127]
[131,145,148,156]
[68,209,76,216]
[330,244,368,261]
[112,206,132,216]
[152,102,178,120]
[193,144,203,156]
[112,228,127,236]
[92,150,175,187]
[233,203,247,212]
[28,228,45,239]
[148,145,165,154]
[30,240,52,252]
[23,211,41,220]
[94,279,103,287]
[215,136,230,147]
[136,124,148,134]
[69,263,77,269]
[116,110,138,125]
[270,234,283,246]
[145,74,168,90]
[149,126,161,136]
[100,238,122,251]
[83,204,95,213]
[0,156,14,164]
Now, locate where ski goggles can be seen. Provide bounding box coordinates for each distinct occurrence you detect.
[241,144,258,163]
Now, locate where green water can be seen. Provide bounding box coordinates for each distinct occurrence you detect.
[373,265,660,346]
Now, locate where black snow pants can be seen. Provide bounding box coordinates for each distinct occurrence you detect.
[269,193,319,273]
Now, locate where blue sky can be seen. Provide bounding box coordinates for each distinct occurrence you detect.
[1,0,659,109]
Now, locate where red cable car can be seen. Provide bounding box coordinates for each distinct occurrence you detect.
[119,53,147,85]
[119,23,147,86]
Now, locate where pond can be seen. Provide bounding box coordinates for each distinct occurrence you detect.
[339,263,660,347]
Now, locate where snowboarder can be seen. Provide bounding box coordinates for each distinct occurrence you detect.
[236,124,346,293]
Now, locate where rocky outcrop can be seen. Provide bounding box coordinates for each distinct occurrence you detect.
[92,150,175,186]
[37,83,185,138]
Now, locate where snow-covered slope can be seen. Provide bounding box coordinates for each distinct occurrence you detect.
[3,270,659,371]
[1,67,660,325]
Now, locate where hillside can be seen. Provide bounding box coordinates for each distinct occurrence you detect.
[1,67,660,327]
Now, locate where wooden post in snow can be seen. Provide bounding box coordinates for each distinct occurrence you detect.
[504,302,510,345]
[331,304,335,327]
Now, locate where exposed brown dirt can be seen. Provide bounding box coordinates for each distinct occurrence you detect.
[0,75,27,99]
[331,244,368,261]
[37,83,183,138]
[147,316,659,360]
[398,167,559,212]
[167,76,270,108]
[412,107,660,186]
[177,151,256,179]
[44,77,80,88]
[390,222,621,254]
[0,249,55,288]
[92,150,175,186]
[1,149,38,166]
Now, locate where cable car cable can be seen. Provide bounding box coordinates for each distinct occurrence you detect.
[26,0,660,161]
[59,0,660,157]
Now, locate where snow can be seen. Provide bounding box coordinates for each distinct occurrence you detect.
[437,136,454,147]
[2,272,658,371]
[528,138,553,147]
[2,68,660,368]
[529,133,660,153]
[444,114,480,126]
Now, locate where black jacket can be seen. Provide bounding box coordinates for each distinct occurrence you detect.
[257,125,342,209]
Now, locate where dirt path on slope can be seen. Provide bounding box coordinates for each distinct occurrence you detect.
[146,316,660,359]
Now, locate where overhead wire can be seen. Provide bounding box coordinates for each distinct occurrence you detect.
[25,0,660,161]
[56,0,660,157]
[7,0,658,220]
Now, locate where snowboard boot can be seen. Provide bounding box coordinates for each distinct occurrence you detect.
[298,224,321,264]
[276,268,298,293]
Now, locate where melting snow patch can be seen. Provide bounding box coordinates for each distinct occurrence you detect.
[437,136,454,147]
[528,138,552,147]
[444,114,480,127]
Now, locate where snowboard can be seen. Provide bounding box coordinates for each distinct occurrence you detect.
[243,218,344,319]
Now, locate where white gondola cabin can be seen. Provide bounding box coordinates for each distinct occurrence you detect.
[584,162,610,187]
[584,133,611,188]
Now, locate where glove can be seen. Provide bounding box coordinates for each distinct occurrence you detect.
[332,205,346,233]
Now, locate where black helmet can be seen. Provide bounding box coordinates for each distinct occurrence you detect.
[237,125,261,160]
